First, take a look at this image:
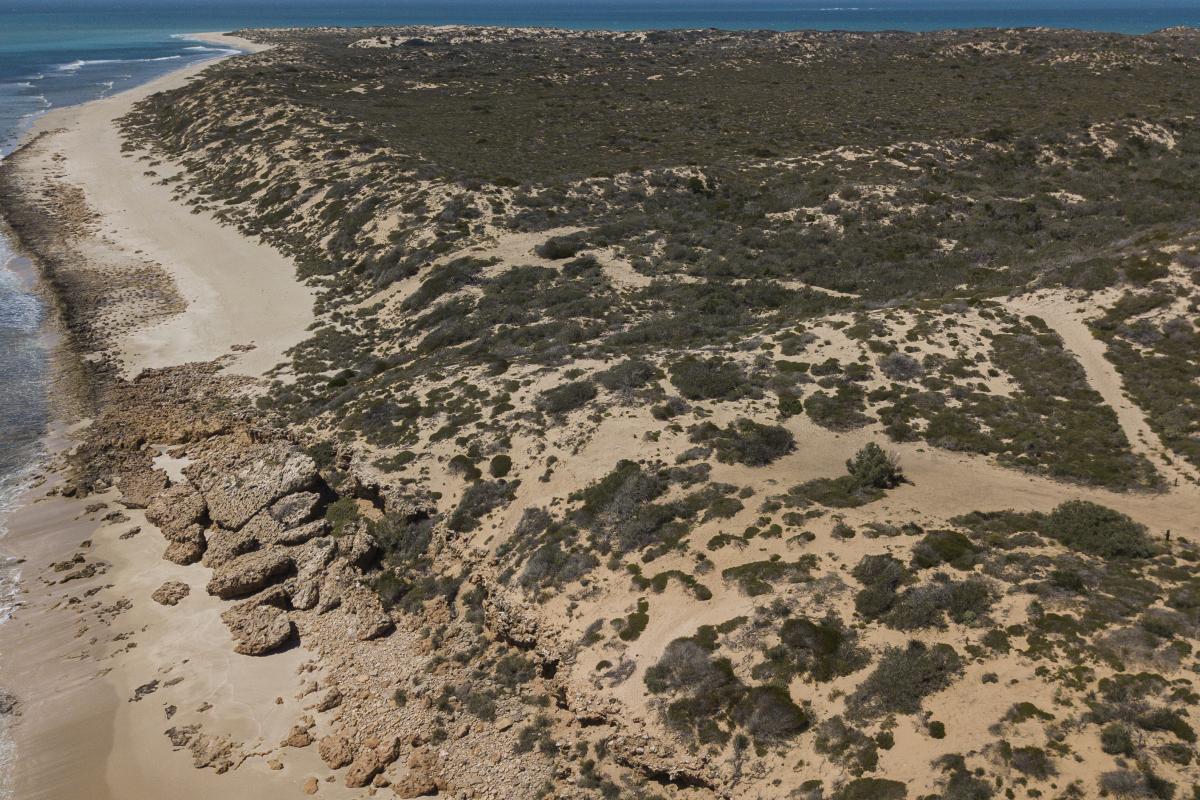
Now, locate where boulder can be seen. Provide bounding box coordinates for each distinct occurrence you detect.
[151,581,191,606]
[291,539,337,611]
[346,738,399,789]
[391,773,438,798]
[343,586,392,641]
[184,438,317,530]
[393,748,441,798]
[337,530,379,571]
[145,484,207,538]
[221,596,293,656]
[275,518,329,547]
[318,735,353,770]
[116,467,170,509]
[270,491,321,528]
[206,549,292,599]
[282,725,314,748]
[202,528,260,568]
[163,539,205,566]
[315,688,342,712]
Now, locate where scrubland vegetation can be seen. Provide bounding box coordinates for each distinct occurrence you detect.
[117,23,1200,800]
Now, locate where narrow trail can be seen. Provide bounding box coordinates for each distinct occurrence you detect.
[1007,290,1200,490]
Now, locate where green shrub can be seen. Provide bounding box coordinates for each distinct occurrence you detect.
[536,233,586,259]
[814,716,879,775]
[732,685,810,742]
[645,635,809,746]
[879,352,924,381]
[536,379,598,414]
[1100,722,1135,755]
[617,599,650,641]
[449,480,517,532]
[753,614,868,684]
[325,497,361,536]
[1137,707,1197,743]
[688,418,795,466]
[851,554,908,619]
[832,778,907,800]
[1045,500,1152,559]
[597,359,660,391]
[488,453,513,478]
[1009,746,1055,779]
[846,442,904,489]
[448,453,482,481]
[911,530,980,570]
[669,357,752,401]
[848,641,963,719]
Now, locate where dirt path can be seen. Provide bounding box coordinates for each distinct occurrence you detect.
[1007,290,1200,489]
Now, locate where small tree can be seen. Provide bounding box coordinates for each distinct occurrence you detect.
[846,442,904,490]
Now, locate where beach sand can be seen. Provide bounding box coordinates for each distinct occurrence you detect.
[24,32,313,378]
[0,35,342,799]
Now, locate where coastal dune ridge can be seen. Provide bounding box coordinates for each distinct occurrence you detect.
[1,19,1200,800]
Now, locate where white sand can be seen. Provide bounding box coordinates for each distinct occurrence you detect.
[27,33,313,378]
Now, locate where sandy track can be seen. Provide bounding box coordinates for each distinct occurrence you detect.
[1008,290,1200,488]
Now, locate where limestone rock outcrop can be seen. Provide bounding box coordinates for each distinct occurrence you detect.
[206,548,292,599]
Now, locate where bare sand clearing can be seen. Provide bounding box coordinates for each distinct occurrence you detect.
[0,36,338,800]
[26,32,313,378]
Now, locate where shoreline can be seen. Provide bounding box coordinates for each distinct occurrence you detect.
[0,33,335,800]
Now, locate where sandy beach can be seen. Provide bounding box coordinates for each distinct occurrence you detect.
[0,34,341,800]
[21,32,313,378]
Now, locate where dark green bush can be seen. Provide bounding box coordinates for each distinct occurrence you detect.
[669,357,752,401]
[689,418,795,466]
[846,442,904,490]
[832,778,907,800]
[1100,722,1135,756]
[488,453,513,478]
[1045,500,1152,559]
[536,379,598,414]
[911,530,980,570]
[848,641,963,718]
[596,359,660,391]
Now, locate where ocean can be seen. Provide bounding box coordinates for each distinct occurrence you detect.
[1,0,1200,793]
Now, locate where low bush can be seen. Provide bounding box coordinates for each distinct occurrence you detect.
[1100,722,1134,756]
[846,442,905,489]
[832,778,907,800]
[911,530,981,570]
[536,379,598,414]
[1045,500,1152,559]
[645,634,809,746]
[448,480,518,532]
[597,358,660,391]
[879,352,925,381]
[753,614,867,683]
[535,233,587,259]
[847,641,963,719]
[669,357,752,401]
[814,716,879,776]
[488,453,513,478]
[688,418,795,466]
